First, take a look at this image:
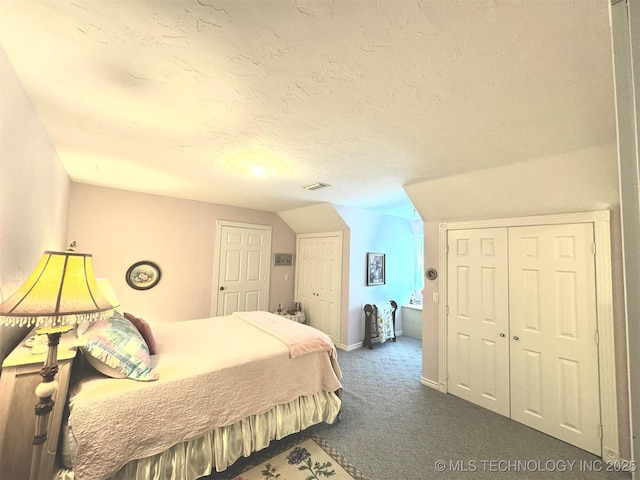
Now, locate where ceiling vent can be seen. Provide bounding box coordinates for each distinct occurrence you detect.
[302,182,330,191]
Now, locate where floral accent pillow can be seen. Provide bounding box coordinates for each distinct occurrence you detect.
[80,312,158,381]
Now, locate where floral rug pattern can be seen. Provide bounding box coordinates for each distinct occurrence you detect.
[231,435,366,480]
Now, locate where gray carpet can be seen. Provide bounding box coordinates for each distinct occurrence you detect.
[207,336,631,479]
[310,336,631,480]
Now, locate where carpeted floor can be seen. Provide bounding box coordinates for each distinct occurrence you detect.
[311,336,631,479]
[207,336,631,480]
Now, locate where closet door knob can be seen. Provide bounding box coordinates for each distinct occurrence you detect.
[513,336,519,341]
[219,286,225,291]
[499,333,505,337]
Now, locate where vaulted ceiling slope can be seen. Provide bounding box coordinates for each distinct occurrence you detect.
[0,1,616,219]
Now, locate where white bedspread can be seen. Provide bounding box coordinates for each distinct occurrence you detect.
[68,313,342,480]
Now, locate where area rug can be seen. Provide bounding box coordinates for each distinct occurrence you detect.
[227,434,367,480]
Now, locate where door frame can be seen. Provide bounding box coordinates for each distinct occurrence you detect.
[211,220,272,316]
[438,210,618,461]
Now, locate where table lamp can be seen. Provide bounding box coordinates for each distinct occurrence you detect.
[0,246,118,479]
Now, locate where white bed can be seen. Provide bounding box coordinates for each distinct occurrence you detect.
[53,311,343,480]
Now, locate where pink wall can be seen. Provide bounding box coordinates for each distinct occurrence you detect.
[0,45,71,365]
[67,184,296,324]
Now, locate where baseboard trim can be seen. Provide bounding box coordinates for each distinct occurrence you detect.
[340,331,408,352]
[339,342,362,352]
[420,377,441,391]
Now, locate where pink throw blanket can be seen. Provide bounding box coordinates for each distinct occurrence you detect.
[233,311,341,375]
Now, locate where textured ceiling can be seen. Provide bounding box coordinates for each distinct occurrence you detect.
[0,1,616,219]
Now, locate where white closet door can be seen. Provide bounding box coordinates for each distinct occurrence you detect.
[295,233,342,342]
[297,236,318,325]
[509,223,601,455]
[314,235,342,341]
[447,228,510,416]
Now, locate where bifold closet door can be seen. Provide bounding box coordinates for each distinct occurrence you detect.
[296,234,342,342]
[447,228,510,417]
[509,223,601,455]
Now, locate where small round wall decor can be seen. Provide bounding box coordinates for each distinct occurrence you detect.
[426,268,438,281]
[126,261,161,290]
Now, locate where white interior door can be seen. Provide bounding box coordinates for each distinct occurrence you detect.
[447,228,510,416]
[214,222,271,316]
[297,236,317,324]
[295,233,342,342]
[314,235,342,340]
[509,223,601,455]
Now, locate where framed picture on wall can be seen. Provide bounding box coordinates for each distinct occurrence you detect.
[126,261,161,290]
[367,252,385,286]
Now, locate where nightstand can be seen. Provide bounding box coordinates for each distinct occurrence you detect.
[274,311,307,324]
[0,332,77,480]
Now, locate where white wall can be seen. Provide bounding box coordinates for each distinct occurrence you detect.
[407,144,630,458]
[67,184,296,324]
[333,205,419,348]
[0,45,71,366]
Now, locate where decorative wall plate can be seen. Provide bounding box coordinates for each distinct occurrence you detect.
[126,261,161,290]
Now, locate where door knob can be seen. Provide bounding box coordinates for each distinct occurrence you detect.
[513,336,519,341]
[219,286,225,291]
[499,333,505,337]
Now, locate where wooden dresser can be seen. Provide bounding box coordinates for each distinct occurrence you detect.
[0,333,77,480]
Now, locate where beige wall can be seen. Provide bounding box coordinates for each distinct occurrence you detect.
[611,0,640,467]
[67,184,296,324]
[0,45,71,366]
[278,203,349,234]
[420,221,440,382]
[407,143,630,458]
[406,144,620,223]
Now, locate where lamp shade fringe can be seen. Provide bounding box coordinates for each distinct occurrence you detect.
[0,309,115,328]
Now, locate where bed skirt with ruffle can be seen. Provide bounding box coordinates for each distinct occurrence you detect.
[55,390,341,480]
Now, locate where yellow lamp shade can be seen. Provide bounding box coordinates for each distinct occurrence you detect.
[0,251,119,327]
[96,278,120,311]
